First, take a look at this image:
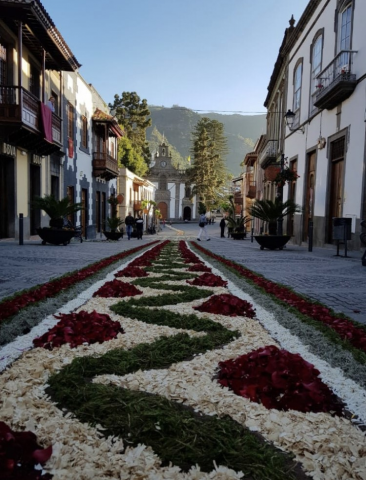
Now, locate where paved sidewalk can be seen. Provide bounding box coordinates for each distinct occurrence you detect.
[188,228,365,326]
[0,234,167,300]
[1,224,365,325]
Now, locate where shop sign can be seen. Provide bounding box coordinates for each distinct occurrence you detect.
[32,154,42,166]
[1,142,16,157]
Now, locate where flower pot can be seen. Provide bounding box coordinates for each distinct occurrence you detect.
[264,165,280,182]
[116,194,124,204]
[37,228,75,246]
[103,231,123,241]
[231,232,246,240]
[254,235,291,250]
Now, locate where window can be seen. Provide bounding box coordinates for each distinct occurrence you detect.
[310,33,323,115]
[67,102,75,139]
[340,3,352,51]
[51,91,59,115]
[0,42,7,86]
[29,64,40,98]
[159,174,167,190]
[293,63,302,112]
[81,115,88,148]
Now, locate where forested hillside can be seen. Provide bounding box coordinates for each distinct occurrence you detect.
[146,106,266,176]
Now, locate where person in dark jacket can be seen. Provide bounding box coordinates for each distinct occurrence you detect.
[135,215,144,240]
[125,212,135,240]
[220,217,226,238]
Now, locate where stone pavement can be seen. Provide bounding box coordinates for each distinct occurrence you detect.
[0,223,365,325]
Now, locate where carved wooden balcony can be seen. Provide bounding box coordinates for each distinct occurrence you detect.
[134,201,142,211]
[314,50,357,110]
[245,181,256,199]
[93,152,119,180]
[0,86,62,154]
[234,193,243,205]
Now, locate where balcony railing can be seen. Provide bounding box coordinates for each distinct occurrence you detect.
[92,152,119,180]
[259,140,279,167]
[0,86,62,153]
[245,181,256,199]
[234,193,243,205]
[314,50,357,110]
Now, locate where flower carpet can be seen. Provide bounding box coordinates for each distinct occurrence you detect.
[0,240,365,480]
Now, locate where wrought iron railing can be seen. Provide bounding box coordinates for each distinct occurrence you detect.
[315,50,357,92]
[259,140,279,166]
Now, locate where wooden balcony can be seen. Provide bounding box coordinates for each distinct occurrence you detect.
[93,152,119,180]
[134,201,142,211]
[0,86,62,155]
[245,181,256,199]
[314,50,357,110]
[234,193,243,205]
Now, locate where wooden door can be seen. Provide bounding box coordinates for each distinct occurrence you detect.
[96,191,101,232]
[81,188,87,238]
[328,138,345,243]
[101,192,106,230]
[287,160,297,237]
[0,158,9,238]
[158,202,168,220]
[66,186,75,224]
[30,164,41,234]
[303,153,316,241]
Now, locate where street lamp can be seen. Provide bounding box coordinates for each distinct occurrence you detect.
[284,110,305,134]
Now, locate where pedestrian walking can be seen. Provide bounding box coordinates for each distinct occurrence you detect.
[197,212,210,241]
[220,217,226,238]
[135,215,144,240]
[124,212,135,240]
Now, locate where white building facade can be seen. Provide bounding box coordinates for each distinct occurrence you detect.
[283,0,366,248]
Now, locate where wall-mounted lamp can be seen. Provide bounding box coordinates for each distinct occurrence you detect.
[284,110,305,134]
[21,150,26,156]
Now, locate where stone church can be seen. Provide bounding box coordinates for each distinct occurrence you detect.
[147,143,196,221]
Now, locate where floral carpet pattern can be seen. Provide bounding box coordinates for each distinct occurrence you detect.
[0,240,365,480]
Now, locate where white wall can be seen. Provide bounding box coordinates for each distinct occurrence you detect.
[285,0,366,225]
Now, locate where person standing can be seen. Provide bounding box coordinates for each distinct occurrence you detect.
[135,215,144,240]
[47,96,55,112]
[197,212,210,241]
[125,212,135,240]
[220,217,226,238]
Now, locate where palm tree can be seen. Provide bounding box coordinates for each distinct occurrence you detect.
[249,198,301,235]
[32,195,83,228]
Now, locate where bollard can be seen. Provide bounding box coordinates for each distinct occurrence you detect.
[308,220,313,252]
[19,213,24,245]
[251,227,254,243]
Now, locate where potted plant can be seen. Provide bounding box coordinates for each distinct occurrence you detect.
[32,195,83,246]
[226,215,251,240]
[273,168,300,187]
[249,198,301,250]
[103,217,124,241]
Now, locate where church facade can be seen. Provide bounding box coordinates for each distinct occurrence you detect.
[147,143,196,221]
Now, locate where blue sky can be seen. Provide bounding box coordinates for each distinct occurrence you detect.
[43,0,309,114]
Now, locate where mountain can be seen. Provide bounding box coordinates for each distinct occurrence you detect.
[146,106,266,176]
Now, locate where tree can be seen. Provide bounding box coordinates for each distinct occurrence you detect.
[118,137,148,177]
[109,92,152,167]
[187,118,228,209]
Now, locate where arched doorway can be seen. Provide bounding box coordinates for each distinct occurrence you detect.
[183,206,191,221]
[158,202,168,220]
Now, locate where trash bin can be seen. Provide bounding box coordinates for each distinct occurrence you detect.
[332,217,352,241]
